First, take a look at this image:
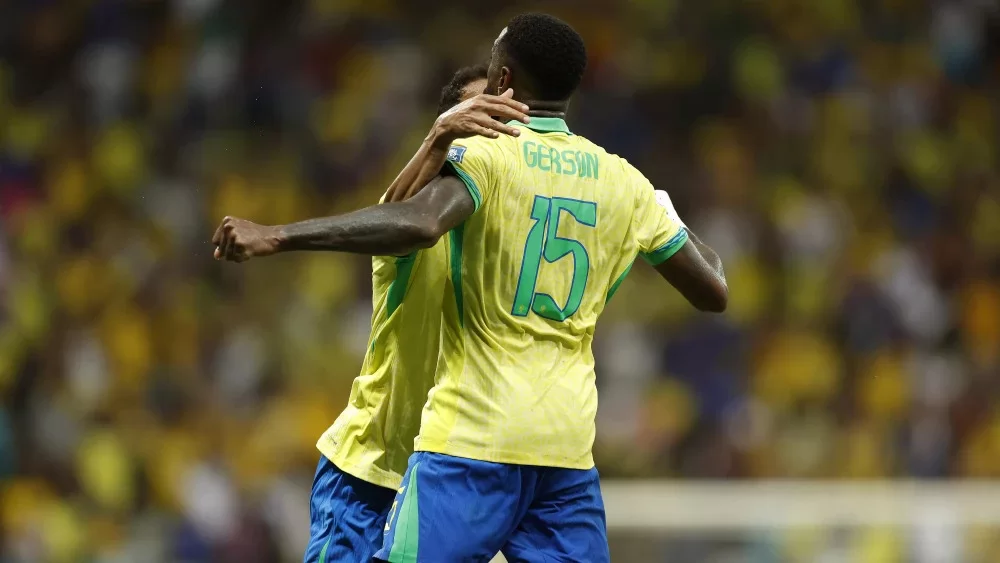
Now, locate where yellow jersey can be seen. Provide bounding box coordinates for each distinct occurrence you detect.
[316,231,448,489]
[414,117,688,469]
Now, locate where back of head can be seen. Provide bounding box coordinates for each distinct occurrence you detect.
[499,13,587,102]
[437,63,489,115]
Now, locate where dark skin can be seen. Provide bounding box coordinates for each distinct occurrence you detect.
[655,230,727,312]
[212,33,557,261]
[383,77,490,203]
[212,175,474,259]
[485,29,569,117]
[262,174,472,256]
[212,85,526,260]
[214,28,728,312]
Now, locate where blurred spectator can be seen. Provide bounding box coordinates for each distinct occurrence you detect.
[2,0,1000,561]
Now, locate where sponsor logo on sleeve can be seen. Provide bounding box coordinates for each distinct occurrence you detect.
[447,145,467,163]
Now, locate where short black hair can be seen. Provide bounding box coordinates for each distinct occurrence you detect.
[437,63,489,115]
[499,13,586,101]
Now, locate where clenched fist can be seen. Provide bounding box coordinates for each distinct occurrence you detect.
[211,216,281,262]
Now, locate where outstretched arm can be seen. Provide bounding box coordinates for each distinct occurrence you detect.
[211,91,524,262]
[212,174,475,261]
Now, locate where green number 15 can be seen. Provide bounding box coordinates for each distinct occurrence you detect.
[512,196,597,321]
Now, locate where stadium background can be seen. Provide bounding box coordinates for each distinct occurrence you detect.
[2,0,1000,561]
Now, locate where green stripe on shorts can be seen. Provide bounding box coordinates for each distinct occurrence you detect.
[388,462,421,562]
[318,537,330,563]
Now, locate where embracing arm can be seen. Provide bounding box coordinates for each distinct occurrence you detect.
[383,90,528,203]
[212,174,475,261]
[278,174,473,255]
[213,92,523,262]
[381,133,455,204]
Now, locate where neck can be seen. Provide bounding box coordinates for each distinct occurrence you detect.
[523,99,568,118]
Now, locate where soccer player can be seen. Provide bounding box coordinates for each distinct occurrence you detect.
[214,65,526,563]
[214,13,727,562]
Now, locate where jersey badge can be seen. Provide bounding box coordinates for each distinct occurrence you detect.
[447,145,467,163]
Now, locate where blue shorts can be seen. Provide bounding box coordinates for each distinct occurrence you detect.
[375,451,609,563]
[304,456,397,563]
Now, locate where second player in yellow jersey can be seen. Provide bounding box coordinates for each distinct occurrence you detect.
[316,235,448,488]
[208,65,533,563]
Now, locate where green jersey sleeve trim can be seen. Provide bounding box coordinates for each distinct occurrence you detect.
[386,253,417,317]
[443,162,482,211]
[640,229,689,266]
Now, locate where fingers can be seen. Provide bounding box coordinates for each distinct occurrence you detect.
[212,216,229,246]
[223,239,240,262]
[399,183,422,202]
[218,223,238,262]
[490,90,528,112]
[213,216,251,263]
[493,92,530,119]
[478,98,529,124]
[469,93,529,120]
[484,103,529,128]
[475,114,522,137]
[384,185,404,203]
[469,123,502,139]
[213,217,231,261]
[216,235,248,263]
[436,90,531,140]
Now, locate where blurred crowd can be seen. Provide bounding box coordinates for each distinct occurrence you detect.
[2,0,1000,561]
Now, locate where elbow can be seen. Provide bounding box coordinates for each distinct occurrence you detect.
[406,216,446,250]
[699,295,728,313]
[695,282,728,313]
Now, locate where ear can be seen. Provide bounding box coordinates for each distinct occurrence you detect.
[498,66,512,95]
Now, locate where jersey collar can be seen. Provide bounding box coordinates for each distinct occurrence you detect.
[506,117,572,135]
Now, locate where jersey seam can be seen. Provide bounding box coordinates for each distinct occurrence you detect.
[386,253,418,317]
[606,259,636,303]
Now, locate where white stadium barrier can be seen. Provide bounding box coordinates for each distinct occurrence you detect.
[491,481,1000,563]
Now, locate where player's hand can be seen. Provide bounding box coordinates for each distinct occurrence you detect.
[432,89,530,143]
[211,216,281,263]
